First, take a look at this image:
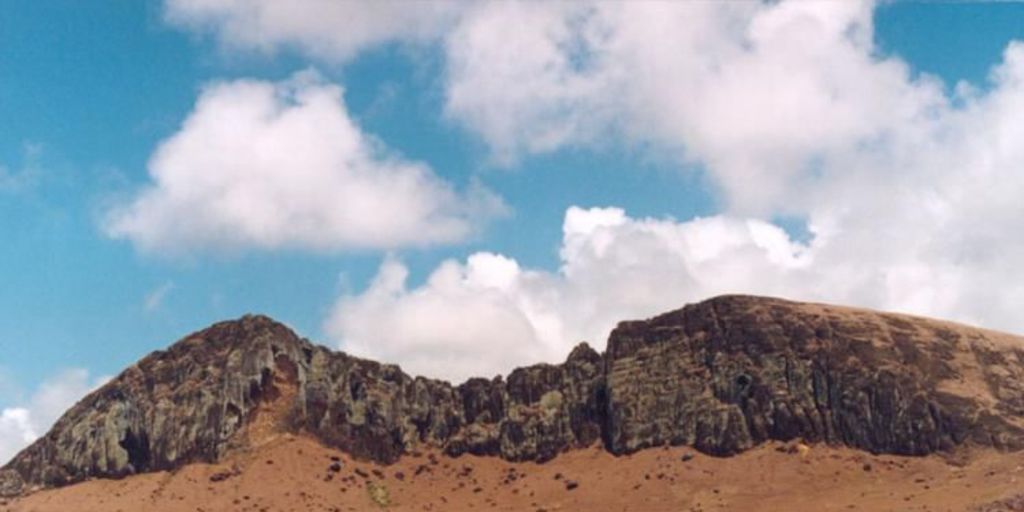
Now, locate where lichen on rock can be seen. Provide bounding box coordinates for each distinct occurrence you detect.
[0,469,24,498]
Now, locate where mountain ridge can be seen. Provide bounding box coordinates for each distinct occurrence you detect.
[4,294,1024,498]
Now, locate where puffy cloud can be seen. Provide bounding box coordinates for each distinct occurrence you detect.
[155,2,961,220]
[435,2,1024,294]
[155,1,1015,225]
[104,71,503,254]
[442,2,623,164]
[0,369,109,465]
[328,199,1024,383]
[0,409,35,464]
[165,0,459,62]
[174,2,1024,380]
[164,1,934,208]
[442,1,951,212]
[327,253,547,382]
[326,206,817,382]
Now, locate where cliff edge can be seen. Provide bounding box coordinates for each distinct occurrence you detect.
[3,295,1024,497]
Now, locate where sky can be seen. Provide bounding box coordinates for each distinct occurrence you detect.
[3,0,1024,463]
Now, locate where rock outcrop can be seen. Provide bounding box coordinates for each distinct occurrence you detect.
[603,297,1024,456]
[4,295,1024,497]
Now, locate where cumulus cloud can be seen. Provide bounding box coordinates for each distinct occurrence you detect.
[175,2,1024,379]
[328,254,543,382]
[158,2,960,214]
[104,71,503,254]
[326,207,817,382]
[442,1,950,211]
[328,199,1024,383]
[165,0,459,62]
[165,2,929,200]
[0,369,109,465]
[0,409,35,463]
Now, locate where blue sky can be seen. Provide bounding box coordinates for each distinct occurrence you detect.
[4,1,1024,462]
[2,1,717,393]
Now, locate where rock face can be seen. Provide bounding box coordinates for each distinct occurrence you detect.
[5,295,1024,496]
[0,469,24,498]
[604,297,1024,456]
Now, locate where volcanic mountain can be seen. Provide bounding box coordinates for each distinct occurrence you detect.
[3,295,1024,511]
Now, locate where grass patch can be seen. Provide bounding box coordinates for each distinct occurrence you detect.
[367,481,390,508]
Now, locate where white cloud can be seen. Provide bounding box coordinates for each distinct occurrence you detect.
[165,0,459,62]
[328,253,548,382]
[165,2,927,198]
[0,143,46,195]
[328,199,1024,383]
[442,2,623,165]
[0,408,36,462]
[326,207,817,382]
[0,369,109,465]
[155,1,950,214]
[441,1,951,212]
[154,1,967,221]
[175,2,1024,379]
[143,281,176,313]
[104,71,504,255]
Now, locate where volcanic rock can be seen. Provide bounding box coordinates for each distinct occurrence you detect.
[0,470,24,498]
[603,297,1024,456]
[4,295,1024,496]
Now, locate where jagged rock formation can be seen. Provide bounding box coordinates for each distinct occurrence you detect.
[604,298,1024,456]
[4,295,1024,497]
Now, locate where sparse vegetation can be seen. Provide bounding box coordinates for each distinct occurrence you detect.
[539,390,563,411]
[367,481,390,508]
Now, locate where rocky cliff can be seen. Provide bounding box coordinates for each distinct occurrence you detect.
[3,295,1024,497]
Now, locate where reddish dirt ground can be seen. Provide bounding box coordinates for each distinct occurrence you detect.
[3,434,1023,512]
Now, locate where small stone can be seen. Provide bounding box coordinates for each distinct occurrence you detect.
[209,471,233,483]
[565,480,579,491]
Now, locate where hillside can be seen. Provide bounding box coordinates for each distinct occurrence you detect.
[3,295,1024,510]
[4,435,1024,511]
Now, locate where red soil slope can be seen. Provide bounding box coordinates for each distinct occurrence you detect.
[3,434,1023,512]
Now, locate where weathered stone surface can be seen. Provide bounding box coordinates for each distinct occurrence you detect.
[0,469,23,498]
[604,296,1024,456]
[3,317,306,490]
[5,295,1024,496]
